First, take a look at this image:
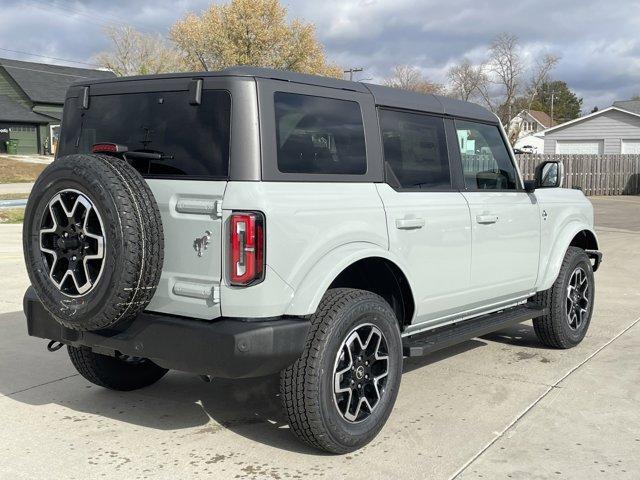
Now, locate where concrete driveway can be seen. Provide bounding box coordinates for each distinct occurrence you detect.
[0,196,638,480]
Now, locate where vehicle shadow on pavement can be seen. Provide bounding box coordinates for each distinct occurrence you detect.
[1,310,542,455]
[402,339,486,373]
[481,322,549,349]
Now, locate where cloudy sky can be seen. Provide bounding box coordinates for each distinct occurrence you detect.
[1,0,639,111]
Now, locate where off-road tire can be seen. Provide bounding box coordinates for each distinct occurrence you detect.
[68,346,168,391]
[532,247,595,348]
[23,154,164,331]
[280,288,403,454]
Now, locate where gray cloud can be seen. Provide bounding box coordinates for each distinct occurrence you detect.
[1,0,639,110]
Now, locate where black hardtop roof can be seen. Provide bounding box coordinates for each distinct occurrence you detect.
[71,66,496,123]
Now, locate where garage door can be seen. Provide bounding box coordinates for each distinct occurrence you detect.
[621,140,640,154]
[9,124,38,154]
[556,140,603,155]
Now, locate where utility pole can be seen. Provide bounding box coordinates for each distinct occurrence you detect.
[550,91,557,125]
[343,67,364,81]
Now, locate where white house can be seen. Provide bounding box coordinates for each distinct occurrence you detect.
[508,109,556,140]
[543,105,640,154]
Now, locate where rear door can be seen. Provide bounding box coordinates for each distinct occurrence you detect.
[59,85,233,319]
[376,109,472,326]
[454,120,540,307]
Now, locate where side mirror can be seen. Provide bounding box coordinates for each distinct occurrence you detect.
[535,161,564,188]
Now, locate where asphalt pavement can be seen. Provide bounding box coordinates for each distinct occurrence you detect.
[0,196,638,480]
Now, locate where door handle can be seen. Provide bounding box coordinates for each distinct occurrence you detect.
[395,218,425,230]
[476,214,499,224]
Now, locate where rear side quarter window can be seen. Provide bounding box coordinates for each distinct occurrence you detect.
[274,92,367,175]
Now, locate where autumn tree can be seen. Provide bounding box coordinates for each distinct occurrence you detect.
[170,0,342,77]
[94,26,186,76]
[384,65,444,95]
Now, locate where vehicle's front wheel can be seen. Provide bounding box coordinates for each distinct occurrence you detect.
[68,346,168,391]
[280,288,403,454]
[532,247,595,349]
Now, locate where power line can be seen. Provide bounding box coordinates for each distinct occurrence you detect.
[27,0,160,34]
[46,0,153,31]
[0,47,100,68]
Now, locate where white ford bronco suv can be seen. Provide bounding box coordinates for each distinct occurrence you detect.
[23,67,602,454]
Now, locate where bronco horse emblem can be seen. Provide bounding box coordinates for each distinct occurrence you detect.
[193,230,212,257]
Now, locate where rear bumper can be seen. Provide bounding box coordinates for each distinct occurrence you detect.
[23,287,309,379]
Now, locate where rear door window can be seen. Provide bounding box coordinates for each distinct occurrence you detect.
[274,92,367,174]
[379,109,451,190]
[455,120,518,190]
[58,90,231,179]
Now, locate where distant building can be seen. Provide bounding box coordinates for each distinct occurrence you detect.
[514,132,545,154]
[612,99,640,114]
[0,58,114,155]
[543,105,640,154]
[508,109,556,140]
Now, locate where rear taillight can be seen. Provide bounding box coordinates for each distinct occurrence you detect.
[229,211,265,286]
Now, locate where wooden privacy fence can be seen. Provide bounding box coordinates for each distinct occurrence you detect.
[515,154,640,196]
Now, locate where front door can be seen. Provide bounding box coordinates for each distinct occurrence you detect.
[455,120,540,308]
[376,109,472,326]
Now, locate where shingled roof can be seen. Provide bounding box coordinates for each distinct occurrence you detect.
[527,110,556,128]
[0,58,114,105]
[0,95,51,123]
[613,100,640,114]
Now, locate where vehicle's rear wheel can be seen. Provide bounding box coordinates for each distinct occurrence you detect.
[68,346,168,391]
[532,247,595,349]
[280,288,403,454]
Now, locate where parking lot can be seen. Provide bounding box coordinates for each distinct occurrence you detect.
[0,196,638,480]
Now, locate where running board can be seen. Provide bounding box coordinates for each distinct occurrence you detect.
[402,304,547,357]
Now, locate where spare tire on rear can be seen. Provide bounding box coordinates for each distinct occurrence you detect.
[23,153,164,331]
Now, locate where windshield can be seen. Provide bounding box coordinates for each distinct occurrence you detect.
[58,90,231,179]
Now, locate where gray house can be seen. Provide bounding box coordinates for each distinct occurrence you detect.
[543,106,640,154]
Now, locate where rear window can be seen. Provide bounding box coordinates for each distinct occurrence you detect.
[274,92,367,175]
[380,109,451,190]
[58,90,231,178]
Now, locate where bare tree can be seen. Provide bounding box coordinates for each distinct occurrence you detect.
[95,26,186,76]
[507,53,560,143]
[384,65,444,95]
[447,58,488,101]
[488,33,523,124]
[525,53,560,109]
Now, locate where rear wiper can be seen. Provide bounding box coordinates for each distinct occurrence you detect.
[91,143,173,160]
[125,150,174,161]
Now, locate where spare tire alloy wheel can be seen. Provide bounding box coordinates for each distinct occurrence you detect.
[24,153,164,332]
[39,189,106,297]
[333,323,389,423]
